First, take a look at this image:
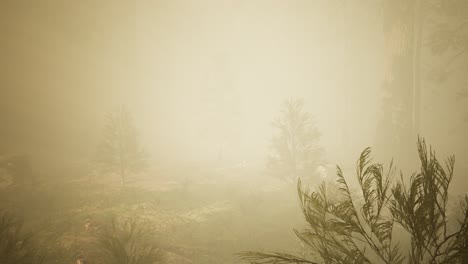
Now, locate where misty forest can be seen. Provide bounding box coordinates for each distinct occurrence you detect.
[1,1,468,263]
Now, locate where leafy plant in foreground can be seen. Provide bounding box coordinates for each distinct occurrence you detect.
[98,216,162,264]
[239,137,468,264]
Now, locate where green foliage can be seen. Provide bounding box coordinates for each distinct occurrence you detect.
[268,99,323,183]
[95,106,148,185]
[240,137,468,264]
[98,216,162,264]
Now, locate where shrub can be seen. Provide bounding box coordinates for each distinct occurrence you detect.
[239,137,468,264]
[98,216,162,264]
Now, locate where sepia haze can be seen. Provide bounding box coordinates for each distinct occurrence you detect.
[0,1,467,263]
[1,1,389,167]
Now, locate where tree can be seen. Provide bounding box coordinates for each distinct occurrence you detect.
[240,137,468,264]
[376,0,468,162]
[95,107,147,186]
[267,99,324,184]
[375,0,424,168]
[426,0,468,125]
[427,0,468,83]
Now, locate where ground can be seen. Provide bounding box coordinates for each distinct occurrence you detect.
[0,162,306,263]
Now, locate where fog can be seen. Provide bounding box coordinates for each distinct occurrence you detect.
[1,1,467,263]
[1,1,386,165]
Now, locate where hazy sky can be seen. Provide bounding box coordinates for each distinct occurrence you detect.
[4,0,462,172]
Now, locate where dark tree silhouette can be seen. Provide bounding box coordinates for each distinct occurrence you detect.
[240,137,468,264]
[267,99,323,184]
[95,107,147,186]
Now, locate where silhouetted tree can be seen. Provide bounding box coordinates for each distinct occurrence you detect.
[267,99,323,184]
[95,107,147,186]
[240,137,468,264]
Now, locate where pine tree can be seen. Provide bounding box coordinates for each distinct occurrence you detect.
[95,106,147,186]
[268,99,323,184]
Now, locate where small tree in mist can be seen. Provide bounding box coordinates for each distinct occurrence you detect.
[268,99,323,183]
[240,137,468,264]
[95,107,147,186]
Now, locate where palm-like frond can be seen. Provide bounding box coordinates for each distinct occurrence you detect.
[238,251,317,264]
[240,137,467,264]
[390,137,467,264]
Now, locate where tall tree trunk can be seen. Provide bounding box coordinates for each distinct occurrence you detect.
[412,0,423,138]
[376,0,424,169]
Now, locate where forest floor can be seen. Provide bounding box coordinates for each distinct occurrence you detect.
[0,163,308,263]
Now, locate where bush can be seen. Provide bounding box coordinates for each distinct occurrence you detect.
[98,216,162,264]
[239,137,468,264]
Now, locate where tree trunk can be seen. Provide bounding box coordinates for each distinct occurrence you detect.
[376,0,424,169]
[412,0,424,138]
